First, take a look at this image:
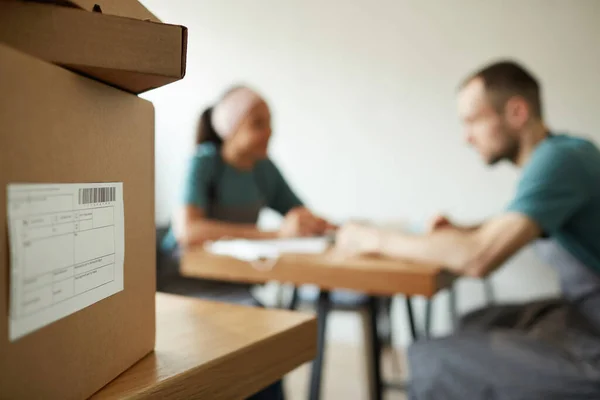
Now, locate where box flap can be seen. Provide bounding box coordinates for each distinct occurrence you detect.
[0,1,187,93]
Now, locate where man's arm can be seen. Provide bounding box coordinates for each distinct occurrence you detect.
[336,212,541,277]
[337,139,589,276]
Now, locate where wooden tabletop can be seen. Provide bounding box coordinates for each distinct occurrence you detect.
[181,248,456,298]
[91,293,317,400]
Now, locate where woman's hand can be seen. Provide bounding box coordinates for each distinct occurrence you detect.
[279,207,332,238]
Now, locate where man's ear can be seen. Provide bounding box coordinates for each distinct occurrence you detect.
[504,96,530,129]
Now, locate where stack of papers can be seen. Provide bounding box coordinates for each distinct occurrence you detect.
[204,237,331,263]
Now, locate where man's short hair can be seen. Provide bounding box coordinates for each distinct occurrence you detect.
[461,60,543,119]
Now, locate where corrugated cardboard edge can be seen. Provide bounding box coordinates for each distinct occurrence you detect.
[180,26,188,79]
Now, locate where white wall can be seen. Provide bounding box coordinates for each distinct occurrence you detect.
[141,0,600,336]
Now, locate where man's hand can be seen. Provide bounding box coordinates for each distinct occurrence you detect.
[428,214,481,234]
[333,222,381,257]
[428,214,454,232]
[279,207,331,238]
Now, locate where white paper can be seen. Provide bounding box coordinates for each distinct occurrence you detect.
[7,183,125,341]
[205,237,331,262]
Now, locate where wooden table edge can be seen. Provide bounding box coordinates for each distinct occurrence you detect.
[92,296,318,400]
[130,318,317,399]
[181,250,457,298]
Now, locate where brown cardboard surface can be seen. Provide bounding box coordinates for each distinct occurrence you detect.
[1,0,161,22]
[55,0,160,22]
[0,1,187,94]
[0,43,156,400]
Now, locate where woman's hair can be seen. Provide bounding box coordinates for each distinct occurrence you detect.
[194,107,223,146]
[194,85,251,146]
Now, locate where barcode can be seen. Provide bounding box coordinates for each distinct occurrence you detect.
[78,187,116,204]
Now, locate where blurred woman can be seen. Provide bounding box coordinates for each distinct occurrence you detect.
[159,86,331,400]
[159,85,331,303]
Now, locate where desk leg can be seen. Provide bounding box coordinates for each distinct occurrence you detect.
[406,296,418,341]
[288,286,299,310]
[377,297,393,346]
[364,296,383,400]
[309,291,330,400]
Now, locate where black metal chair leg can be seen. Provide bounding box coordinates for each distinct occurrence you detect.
[406,296,418,341]
[363,296,383,400]
[288,286,299,310]
[309,291,331,400]
[376,297,392,346]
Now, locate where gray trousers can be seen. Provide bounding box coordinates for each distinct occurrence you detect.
[408,299,600,400]
[157,248,260,306]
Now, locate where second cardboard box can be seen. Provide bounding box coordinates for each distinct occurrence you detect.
[0,0,187,94]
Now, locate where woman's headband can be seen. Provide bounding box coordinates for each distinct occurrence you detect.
[211,87,264,139]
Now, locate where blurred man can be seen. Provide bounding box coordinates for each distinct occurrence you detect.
[336,61,600,398]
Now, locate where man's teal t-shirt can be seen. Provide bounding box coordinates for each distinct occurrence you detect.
[507,134,600,274]
[161,143,303,251]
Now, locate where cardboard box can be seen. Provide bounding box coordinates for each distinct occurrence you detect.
[0,1,187,94]
[0,43,156,400]
[1,0,161,22]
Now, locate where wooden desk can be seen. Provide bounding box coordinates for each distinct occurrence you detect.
[91,293,317,400]
[180,248,457,400]
[181,249,455,298]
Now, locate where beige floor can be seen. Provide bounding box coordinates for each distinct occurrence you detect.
[283,310,409,400]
